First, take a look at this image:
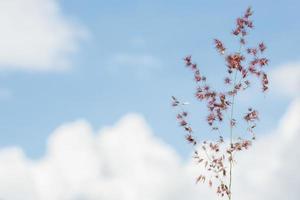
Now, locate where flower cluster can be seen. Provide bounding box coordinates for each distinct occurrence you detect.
[214,39,226,55]
[172,7,269,200]
[172,96,196,145]
[244,108,259,122]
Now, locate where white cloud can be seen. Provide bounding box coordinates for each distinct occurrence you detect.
[0,114,206,200]
[232,98,300,200]
[270,62,300,98]
[0,100,299,199]
[0,0,88,71]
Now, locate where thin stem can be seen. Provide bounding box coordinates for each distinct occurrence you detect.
[228,67,238,200]
[228,39,244,200]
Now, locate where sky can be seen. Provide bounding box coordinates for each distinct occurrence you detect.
[0,0,299,199]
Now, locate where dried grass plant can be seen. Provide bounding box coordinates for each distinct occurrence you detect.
[172,7,269,200]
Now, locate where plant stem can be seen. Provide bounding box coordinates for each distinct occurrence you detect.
[228,69,238,200]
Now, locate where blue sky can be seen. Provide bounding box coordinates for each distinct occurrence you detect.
[0,0,299,159]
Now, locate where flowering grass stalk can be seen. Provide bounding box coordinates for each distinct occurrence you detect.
[172,7,269,200]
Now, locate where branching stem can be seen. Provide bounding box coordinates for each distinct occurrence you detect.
[229,64,239,200]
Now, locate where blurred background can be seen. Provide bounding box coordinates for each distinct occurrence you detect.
[0,0,299,199]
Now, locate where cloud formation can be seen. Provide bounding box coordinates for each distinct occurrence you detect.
[0,0,88,71]
[0,100,299,200]
[270,62,300,98]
